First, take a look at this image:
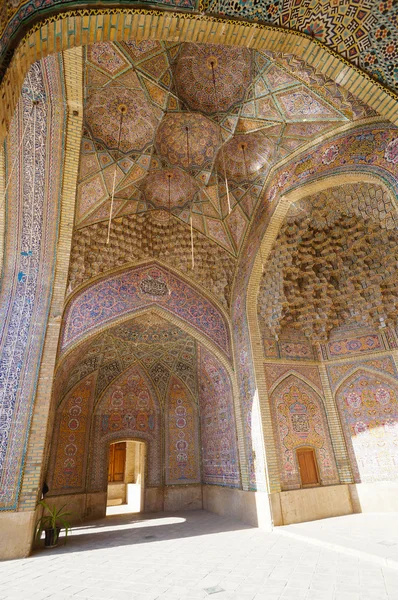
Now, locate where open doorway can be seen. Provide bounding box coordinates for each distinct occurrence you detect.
[106,440,146,515]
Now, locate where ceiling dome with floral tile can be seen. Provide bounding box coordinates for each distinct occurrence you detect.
[85,84,160,153]
[216,131,274,181]
[155,112,221,170]
[140,167,200,211]
[173,43,252,114]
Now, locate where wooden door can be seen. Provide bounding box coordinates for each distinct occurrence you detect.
[108,442,126,482]
[297,447,319,487]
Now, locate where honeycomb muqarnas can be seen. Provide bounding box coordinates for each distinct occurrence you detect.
[258,183,398,342]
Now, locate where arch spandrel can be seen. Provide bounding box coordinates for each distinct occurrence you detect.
[60,262,232,360]
[335,368,398,485]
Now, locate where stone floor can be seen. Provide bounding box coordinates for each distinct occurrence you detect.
[1,510,398,600]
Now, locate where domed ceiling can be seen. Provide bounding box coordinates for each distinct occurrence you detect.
[54,312,198,407]
[75,40,376,267]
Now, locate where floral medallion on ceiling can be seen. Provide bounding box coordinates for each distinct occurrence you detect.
[174,44,252,114]
[75,40,375,270]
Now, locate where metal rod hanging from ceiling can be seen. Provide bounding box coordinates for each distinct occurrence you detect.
[241,142,265,272]
[185,125,195,270]
[106,104,126,245]
[210,60,231,215]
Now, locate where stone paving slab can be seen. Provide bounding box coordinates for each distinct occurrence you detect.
[0,511,398,600]
[275,513,398,570]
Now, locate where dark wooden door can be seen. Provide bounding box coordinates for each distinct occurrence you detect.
[297,447,319,486]
[108,442,126,482]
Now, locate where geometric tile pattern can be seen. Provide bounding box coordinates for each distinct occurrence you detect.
[55,313,198,407]
[74,39,375,277]
[201,0,398,93]
[2,2,398,96]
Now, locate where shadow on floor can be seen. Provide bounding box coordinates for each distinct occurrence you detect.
[32,510,252,558]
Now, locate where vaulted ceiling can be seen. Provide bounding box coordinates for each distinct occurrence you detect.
[257,182,398,342]
[69,40,378,307]
[54,312,198,407]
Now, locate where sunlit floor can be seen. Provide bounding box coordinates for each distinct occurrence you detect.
[1,510,398,600]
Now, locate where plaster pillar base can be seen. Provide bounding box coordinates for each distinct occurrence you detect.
[0,511,36,560]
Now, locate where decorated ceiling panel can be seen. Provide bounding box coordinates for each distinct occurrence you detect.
[74,40,376,298]
[55,312,198,408]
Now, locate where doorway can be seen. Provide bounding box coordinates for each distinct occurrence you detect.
[106,440,146,515]
[296,447,320,487]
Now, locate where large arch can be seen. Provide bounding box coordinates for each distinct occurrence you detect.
[0,9,396,557]
[238,168,398,523]
[60,261,232,359]
[45,308,243,520]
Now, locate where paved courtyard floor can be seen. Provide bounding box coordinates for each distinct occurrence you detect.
[1,510,398,600]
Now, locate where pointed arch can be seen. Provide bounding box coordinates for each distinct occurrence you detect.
[268,370,324,400]
[269,374,340,491]
[60,261,232,359]
[334,367,398,484]
[89,362,162,492]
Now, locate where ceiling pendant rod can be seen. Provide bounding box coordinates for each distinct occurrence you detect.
[186,125,195,271]
[241,142,264,273]
[106,105,126,245]
[210,61,231,215]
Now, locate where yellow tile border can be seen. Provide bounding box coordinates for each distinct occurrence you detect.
[1,8,397,141]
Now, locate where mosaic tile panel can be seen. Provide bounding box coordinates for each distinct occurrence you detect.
[202,0,398,93]
[49,375,95,494]
[198,347,241,487]
[0,57,63,510]
[270,375,339,491]
[61,263,231,358]
[335,370,398,483]
[166,376,200,484]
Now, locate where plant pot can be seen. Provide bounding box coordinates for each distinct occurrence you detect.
[44,527,61,548]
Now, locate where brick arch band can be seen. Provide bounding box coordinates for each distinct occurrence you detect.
[1,8,397,142]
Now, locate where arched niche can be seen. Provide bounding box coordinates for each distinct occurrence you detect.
[335,368,398,484]
[269,374,340,491]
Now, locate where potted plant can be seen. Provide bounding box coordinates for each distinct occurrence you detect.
[35,500,72,548]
